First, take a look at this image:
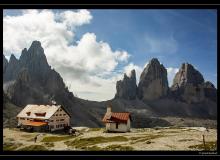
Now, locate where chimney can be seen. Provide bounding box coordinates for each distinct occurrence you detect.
[107,103,112,114]
[51,100,56,105]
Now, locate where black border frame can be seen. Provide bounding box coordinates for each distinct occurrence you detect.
[1,3,219,158]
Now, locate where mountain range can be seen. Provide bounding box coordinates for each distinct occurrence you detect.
[3,41,217,128]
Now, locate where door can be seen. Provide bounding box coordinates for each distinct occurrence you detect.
[116,123,118,129]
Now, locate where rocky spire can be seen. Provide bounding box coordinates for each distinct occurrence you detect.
[19,41,49,82]
[203,81,217,102]
[137,58,168,101]
[3,54,8,74]
[115,69,137,100]
[170,63,216,103]
[28,41,44,55]
[9,54,18,64]
[203,81,215,89]
[3,54,20,82]
[172,63,204,88]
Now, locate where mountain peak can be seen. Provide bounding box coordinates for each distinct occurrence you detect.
[30,40,42,48]
[130,69,136,78]
[149,58,160,65]
[28,40,44,56]
[3,54,8,63]
[9,54,18,63]
[115,69,137,100]
[22,48,28,53]
[172,62,204,87]
[3,54,9,73]
[138,58,168,101]
[204,81,215,89]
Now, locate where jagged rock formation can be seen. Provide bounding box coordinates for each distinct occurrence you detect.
[138,58,168,101]
[3,54,20,82]
[4,41,67,106]
[3,41,104,127]
[170,63,217,103]
[172,63,204,87]
[3,55,8,74]
[19,41,50,82]
[203,81,217,101]
[115,69,137,100]
[3,40,217,128]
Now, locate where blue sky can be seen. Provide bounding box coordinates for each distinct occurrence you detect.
[3,9,217,101]
[79,9,217,85]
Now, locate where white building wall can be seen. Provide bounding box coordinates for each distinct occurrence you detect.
[127,119,131,130]
[48,108,70,131]
[17,117,28,125]
[106,119,131,132]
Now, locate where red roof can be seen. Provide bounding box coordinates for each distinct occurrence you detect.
[23,121,48,126]
[102,112,131,123]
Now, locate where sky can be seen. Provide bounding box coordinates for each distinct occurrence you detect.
[3,9,217,101]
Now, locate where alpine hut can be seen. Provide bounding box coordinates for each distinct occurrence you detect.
[102,104,131,132]
[16,104,71,132]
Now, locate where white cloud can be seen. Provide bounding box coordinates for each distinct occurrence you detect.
[114,51,130,62]
[123,63,143,83]
[4,9,180,101]
[58,9,92,28]
[166,67,179,86]
[4,9,68,57]
[3,9,131,101]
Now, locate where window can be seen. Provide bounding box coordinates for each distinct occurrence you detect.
[63,114,66,116]
[50,125,54,129]
[26,112,31,116]
[35,112,46,117]
[33,119,43,122]
[20,118,25,120]
[60,119,64,121]
[56,119,59,122]
[196,87,200,92]
[116,123,119,129]
[50,120,54,122]
[60,114,62,116]
[56,114,58,116]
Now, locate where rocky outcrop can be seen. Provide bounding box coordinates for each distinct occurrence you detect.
[170,63,216,103]
[16,68,31,84]
[3,40,217,127]
[172,63,204,88]
[3,55,8,74]
[4,41,72,107]
[138,58,168,101]
[203,81,217,102]
[3,41,107,127]
[3,54,20,82]
[115,69,137,100]
[19,41,50,84]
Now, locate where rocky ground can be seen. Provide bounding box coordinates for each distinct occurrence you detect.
[3,127,217,151]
